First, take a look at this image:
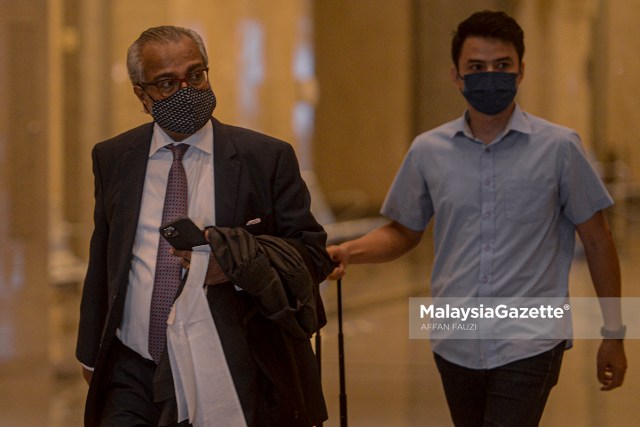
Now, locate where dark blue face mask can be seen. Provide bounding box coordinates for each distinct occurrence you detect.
[460,72,518,115]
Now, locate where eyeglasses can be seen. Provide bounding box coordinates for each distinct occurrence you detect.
[140,67,209,97]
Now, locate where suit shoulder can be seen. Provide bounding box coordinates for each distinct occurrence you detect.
[220,122,291,153]
[94,122,154,153]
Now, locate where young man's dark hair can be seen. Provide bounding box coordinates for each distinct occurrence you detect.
[451,10,525,69]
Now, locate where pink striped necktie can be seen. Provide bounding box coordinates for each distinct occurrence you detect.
[149,143,190,363]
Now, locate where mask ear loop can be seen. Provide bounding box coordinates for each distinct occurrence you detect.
[135,85,158,114]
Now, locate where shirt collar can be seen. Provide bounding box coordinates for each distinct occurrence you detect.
[149,120,214,157]
[505,104,532,135]
[450,104,533,141]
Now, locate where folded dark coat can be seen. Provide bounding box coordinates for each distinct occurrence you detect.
[208,226,324,339]
[205,226,327,426]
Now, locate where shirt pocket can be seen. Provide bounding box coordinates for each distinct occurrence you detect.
[505,181,554,224]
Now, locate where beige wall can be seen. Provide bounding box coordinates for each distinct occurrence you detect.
[600,0,640,185]
[515,0,595,149]
[313,0,413,216]
[0,1,51,424]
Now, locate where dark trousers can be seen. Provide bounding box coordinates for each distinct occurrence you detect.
[434,342,565,427]
[98,339,191,427]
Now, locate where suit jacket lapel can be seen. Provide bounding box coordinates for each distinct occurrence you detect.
[212,118,240,227]
[101,124,153,351]
[114,125,153,279]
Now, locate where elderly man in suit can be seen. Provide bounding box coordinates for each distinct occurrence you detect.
[76,25,332,427]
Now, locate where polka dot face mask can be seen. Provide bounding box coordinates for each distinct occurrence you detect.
[151,86,217,135]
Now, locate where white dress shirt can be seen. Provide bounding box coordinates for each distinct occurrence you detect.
[118,121,215,360]
[167,246,247,426]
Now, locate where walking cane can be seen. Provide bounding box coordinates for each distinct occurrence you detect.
[315,327,323,427]
[337,278,348,427]
[316,277,348,427]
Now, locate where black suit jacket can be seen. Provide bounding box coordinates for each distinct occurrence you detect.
[76,118,332,426]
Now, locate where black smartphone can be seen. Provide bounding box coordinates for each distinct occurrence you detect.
[159,217,208,250]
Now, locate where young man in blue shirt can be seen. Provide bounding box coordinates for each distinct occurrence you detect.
[328,10,626,426]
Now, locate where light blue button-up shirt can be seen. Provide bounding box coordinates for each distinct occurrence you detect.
[382,105,613,369]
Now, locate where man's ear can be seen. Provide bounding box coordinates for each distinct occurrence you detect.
[517,61,525,85]
[133,86,151,114]
[450,65,463,89]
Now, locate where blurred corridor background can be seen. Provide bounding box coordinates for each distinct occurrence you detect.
[1,0,639,425]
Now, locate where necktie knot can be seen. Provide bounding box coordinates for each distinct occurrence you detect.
[167,143,189,161]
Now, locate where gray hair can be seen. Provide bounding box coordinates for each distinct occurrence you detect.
[126,25,209,86]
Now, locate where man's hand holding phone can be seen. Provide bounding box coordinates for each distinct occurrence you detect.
[160,218,227,285]
[160,217,208,250]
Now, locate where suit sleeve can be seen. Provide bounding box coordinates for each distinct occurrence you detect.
[270,144,333,283]
[76,146,110,367]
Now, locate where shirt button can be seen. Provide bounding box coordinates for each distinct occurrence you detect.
[481,276,488,283]
[484,244,491,251]
[485,178,491,185]
[483,212,491,219]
